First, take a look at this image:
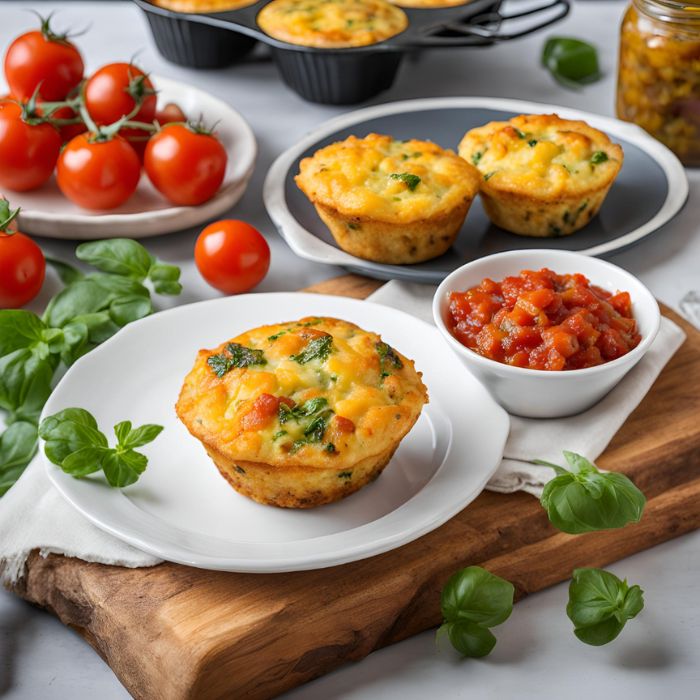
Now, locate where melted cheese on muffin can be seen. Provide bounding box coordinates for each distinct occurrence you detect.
[152,0,257,12]
[257,0,408,48]
[458,114,623,200]
[296,133,480,224]
[176,317,428,469]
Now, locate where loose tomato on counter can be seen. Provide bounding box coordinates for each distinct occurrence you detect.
[195,220,270,294]
[0,199,45,308]
[447,268,641,371]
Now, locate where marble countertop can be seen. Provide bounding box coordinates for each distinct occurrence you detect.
[1,1,698,698]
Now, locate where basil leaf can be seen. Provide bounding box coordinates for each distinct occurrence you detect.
[0,349,56,421]
[76,239,154,280]
[0,310,47,356]
[40,408,161,488]
[538,451,645,534]
[45,256,84,285]
[440,620,497,658]
[39,407,109,466]
[438,566,514,658]
[567,568,644,646]
[108,295,153,326]
[0,421,39,495]
[43,278,116,327]
[542,37,601,89]
[208,343,267,377]
[68,312,120,345]
[441,566,515,627]
[118,423,163,449]
[290,335,333,364]
[389,172,421,191]
[148,262,182,296]
[102,450,147,488]
[61,445,108,477]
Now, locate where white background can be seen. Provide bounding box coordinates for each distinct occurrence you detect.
[1,1,698,698]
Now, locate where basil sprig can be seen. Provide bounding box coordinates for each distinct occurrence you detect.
[39,408,162,488]
[542,37,601,89]
[567,568,644,646]
[438,566,514,658]
[0,238,182,496]
[535,451,645,534]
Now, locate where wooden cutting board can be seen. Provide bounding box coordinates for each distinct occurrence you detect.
[9,274,700,700]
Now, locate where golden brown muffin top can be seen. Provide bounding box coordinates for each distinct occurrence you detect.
[151,0,257,12]
[389,0,469,7]
[296,133,481,223]
[257,0,408,48]
[176,317,428,469]
[458,113,624,200]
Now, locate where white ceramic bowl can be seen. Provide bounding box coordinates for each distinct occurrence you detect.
[432,250,660,418]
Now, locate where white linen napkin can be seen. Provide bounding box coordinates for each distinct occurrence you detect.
[0,280,686,584]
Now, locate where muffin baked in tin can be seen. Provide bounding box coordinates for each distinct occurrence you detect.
[151,0,258,11]
[257,0,409,48]
[295,133,481,263]
[458,113,624,237]
[176,316,428,508]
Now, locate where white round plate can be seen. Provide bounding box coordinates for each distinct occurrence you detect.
[264,97,688,283]
[41,293,509,573]
[9,76,257,239]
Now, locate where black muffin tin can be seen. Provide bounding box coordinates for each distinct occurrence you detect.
[134,0,570,104]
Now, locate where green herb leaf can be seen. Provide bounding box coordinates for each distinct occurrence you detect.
[39,408,161,487]
[278,397,333,450]
[471,151,483,165]
[590,150,609,164]
[290,335,333,365]
[0,310,47,357]
[567,568,644,645]
[528,139,538,147]
[542,37,601,89]
[438,566,514,657]
[148,262,182,296]
[389,172,421,191]
[483,171,497,181]
[0,421,38,495]
[439,620,497,659]
[207,343,267,377]
[536,451,646,534]
[376,341,403,372]
[514,128,527,139]
[76,239,154,280]
[45,257,84,285]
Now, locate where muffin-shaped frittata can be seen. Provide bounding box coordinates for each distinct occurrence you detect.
[257,0,408,48]
[152,0,257,12]
[176,317,428,508]
[458,114,623,237]
[296,133,481,264]
[388,0,467,7]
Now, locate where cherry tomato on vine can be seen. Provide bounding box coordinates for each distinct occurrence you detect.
[195,220,270,295]
[0,199,45,308]
[4,16,84,101]
[155,102,187,125]
[56,133,141,210]
[0,101,61,192]
[51,104,87,143]
[84,62,156,150]
[145,123,227,206]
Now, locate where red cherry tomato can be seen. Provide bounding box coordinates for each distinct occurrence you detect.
[144,124,227,206]
[56,133,141,210]
[155,102,187,125]
[84,62,156,149]
[4,20,84,101]
[0,101,61,192]
[195,220,270,294]
[0,203,45,308]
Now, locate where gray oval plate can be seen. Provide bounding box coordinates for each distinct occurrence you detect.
[264,98,688,283]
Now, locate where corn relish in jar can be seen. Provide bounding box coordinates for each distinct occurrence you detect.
[617,0,700,165]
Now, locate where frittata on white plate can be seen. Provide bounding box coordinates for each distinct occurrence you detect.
[295,133,481,263]
[176,316,428,508]
[257,0,408,48]
[458,113,623,237]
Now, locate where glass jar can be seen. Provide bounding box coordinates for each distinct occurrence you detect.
[617,0,700,166]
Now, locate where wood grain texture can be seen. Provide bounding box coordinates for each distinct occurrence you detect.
[8,274,700,700]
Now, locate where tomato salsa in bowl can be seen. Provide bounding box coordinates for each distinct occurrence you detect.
[433,250,660,418]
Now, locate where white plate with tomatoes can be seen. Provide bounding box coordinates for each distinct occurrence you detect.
[2,76,257,239]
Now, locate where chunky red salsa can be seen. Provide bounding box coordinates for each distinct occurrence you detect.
[447,268,641,371]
